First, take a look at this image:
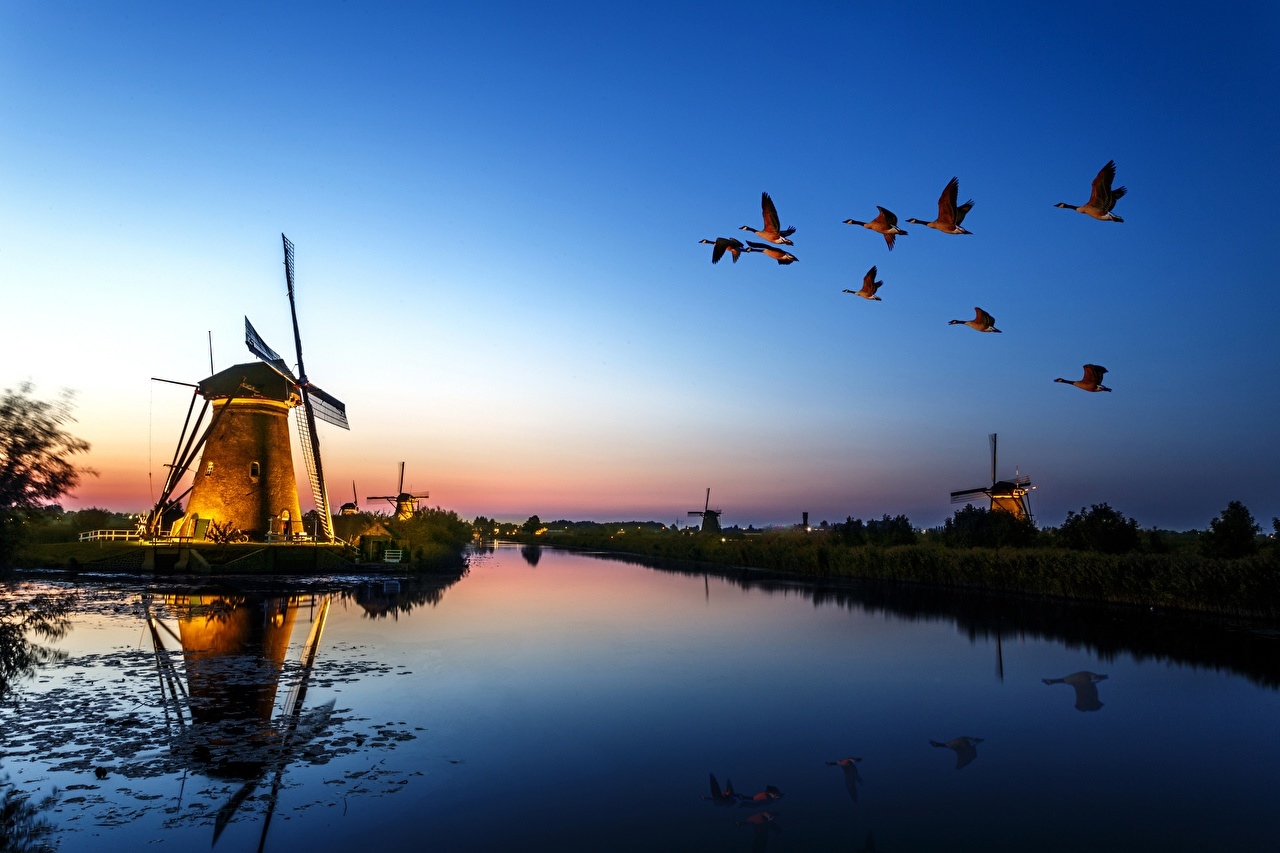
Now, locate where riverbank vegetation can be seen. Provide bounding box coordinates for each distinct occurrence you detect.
[504,503,1280,618]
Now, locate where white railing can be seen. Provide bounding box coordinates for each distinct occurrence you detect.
[78,529,143,542]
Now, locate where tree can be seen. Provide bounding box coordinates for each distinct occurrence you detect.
[0,384,94,567]
[1057,503,1141,554]
[1200,501,1261,559]
[521,515,542,535]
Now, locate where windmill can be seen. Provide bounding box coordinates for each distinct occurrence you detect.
[688,488,723,534]
[338,481,360,516]
[950,433,1034,522]
[367,462,430,520]
[147,235,349,542]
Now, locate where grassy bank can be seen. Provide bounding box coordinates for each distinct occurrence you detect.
[518,530,1280,618]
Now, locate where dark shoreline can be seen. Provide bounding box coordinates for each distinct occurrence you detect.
[510,540,1280,689]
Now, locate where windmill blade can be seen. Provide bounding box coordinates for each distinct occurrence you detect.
[398,462,405,494]
[304,382,349,430]
[295,393,335,543]
[704,488,711,514]
[951,486,991,503]
[282,234,309,382]
[245,317,297,382]
[989,433,998,486]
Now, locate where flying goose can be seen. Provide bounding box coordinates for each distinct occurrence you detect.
[1055,160,1126,221]
[740,192,796,245]
[949,307,1001,332]
[907,177,973,234]
[842,266,883,300]
[930,736,984,770]
[698,237,747,264]
[1055,364,1111,392]
[744,240,798,265]
[843,206,907,250]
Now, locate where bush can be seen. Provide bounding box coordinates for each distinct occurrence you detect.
[942,505,1039,549]
[1058,503,1141,554]
[1200,501,1261,559]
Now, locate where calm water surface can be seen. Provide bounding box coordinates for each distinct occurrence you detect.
[2,543,1278,852]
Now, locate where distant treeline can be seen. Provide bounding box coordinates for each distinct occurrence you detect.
[498,503,1280,618]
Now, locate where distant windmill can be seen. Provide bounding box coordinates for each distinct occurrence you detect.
[368,462,430,520]
[339,481,359,516]
[950,433,1034,522]
[688,488,723,534]
[147,235,349,542]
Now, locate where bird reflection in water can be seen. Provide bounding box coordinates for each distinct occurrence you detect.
[701,772,738,806]
[929,736,984,769]
[825,756,863,803]
[739,784,784,806]
[145,586,334,848]
[736,809,781,852]
[1043,671,1108,711]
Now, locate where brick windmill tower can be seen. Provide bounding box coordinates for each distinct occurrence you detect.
[148,235,349,541]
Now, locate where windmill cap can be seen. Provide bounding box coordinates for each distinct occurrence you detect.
[197,362,299,404]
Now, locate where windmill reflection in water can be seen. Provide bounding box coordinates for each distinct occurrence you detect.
[144,587,333,849]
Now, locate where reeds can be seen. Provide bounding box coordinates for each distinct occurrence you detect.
[527,529,1280,618]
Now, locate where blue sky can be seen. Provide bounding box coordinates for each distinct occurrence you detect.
[2,2,1277,530]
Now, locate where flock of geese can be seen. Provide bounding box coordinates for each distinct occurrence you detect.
[699,162,1127,394]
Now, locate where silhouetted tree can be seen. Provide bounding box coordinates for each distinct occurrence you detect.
[521,514,542,535]
[0,384,94,567]
[865,514,917,546]
[1200,501,1261,559]
[836,516,866,546]
[1058,503,1141,554]
[943,504,1038,549]
[1272,517,1280,554]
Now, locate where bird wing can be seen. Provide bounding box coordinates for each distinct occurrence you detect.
[711,238,728,264]
[1084,364,1108,383]
[1090,160,1117,207]
[761,192,781,234]
[862,266,878,292]
[872,206,893,226]
[977,307,995,327]
[954,199,974,225]
[937,177,960,224]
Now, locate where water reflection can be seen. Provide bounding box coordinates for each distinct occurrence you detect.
[701,772,738,806]
[591,550,1280,688]
[737,809,781,851]
[520,543,542,566]
[825,756,863,803]
[1043,670,1108,711]
[144,586,335,846]
[0,583,75,853]
[1,572,465,849]
[929,735,984,769]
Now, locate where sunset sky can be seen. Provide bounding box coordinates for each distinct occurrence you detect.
[2,2,1277,530]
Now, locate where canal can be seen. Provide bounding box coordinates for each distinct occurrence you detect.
[1,543,1277,851]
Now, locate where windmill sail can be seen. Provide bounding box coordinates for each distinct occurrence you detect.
[245,317,297,382]
[281,234,342,543]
